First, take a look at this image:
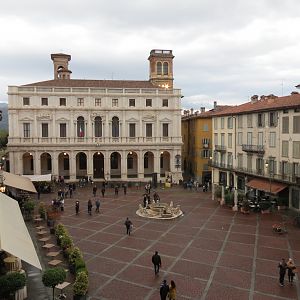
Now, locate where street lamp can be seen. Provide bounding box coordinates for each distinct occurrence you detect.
[265,161,272,197]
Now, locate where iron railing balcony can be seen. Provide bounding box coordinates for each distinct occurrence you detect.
[242,144,265,154]
[214,145,227,152]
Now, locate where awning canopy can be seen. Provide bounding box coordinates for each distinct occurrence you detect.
[22,174,52,182]
[246,178,287,194]
[0,193,42,270]
[3,171,37,193]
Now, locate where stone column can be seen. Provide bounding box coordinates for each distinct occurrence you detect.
[154,151,161,180]
[52,152,58,179]
[138,151,144,179]
[35,151,41,175]
[121,151,127,180]
[69,151,76,181]
[211,168,215,201]
[87,151,93,179]
[232,173,238,211]
[104,151,110,180]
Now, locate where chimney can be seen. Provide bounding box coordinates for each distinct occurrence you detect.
[213,101,217,109]
[251,95,259,102]
[51,53,72,80]
[190,108,194,115]
[200,107,205,113]
[291,91,299,95]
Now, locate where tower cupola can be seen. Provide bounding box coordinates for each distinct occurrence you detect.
[51,53,72,80]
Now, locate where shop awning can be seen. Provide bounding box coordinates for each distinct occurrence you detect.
[246,178,287,194]
[3,171,37,193]
[22,174,52,182]
[0,193,42,270]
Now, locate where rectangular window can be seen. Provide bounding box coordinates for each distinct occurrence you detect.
[23,97,30,106]
[258,132,263,145]
[59,98,66,106]
[129,99,135,107]
[283,109,288,114]
[129,123,136,138]
[269,112,277,127]
[95,98,101,106]
[238,153,243,168]
[293,116,300,133]
[60,123,67,138]
[146,123,152,137]
[221,133,225,146]
[163,123,168,137]
[227,117,233,129]
[77,98,84,106]
[282,117,289,133]
[293,141,300,159]
[228,153,233,167]
[282,141,289,157]
[202,138,210,145]
[112,99,118,107]
[257,113,265,127]
[23,123,30,138]
[268,158,277,175]
[213,118,218,130]
[247,132,252,145]
[247,114,252,128]
[221,117,224,129]
[237,132,243,146]
[237,115,243,128]
[162,99,168,107]
[247,155,252,171]
[256,157,264,174]
[202,149,210,158]
[41,123,48,138]
[269,132,276,148]
[203,124,209,131]
[146,99,152,107]
[41,98,48,106]
[214,133,218,145]
[228,133,232,148]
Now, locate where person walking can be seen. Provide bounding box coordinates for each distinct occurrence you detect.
[123,184,127,195]
[101,186,105,197]
[69,184,73,198]
[95,198,100,213]
[152,251,162,275]
[287,258,297,285]
[115,185,119,196]
[168,280,176,300]
[75,201,80,215]
[159,279,169,300]
[88,199,93,216]
[278,258,287,286]
[124,217,133,235]
[93,184,97,197]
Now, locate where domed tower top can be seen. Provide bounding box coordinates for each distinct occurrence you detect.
[148,49,174,89]
[51,53,72,80]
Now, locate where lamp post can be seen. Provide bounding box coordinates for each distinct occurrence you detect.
[265,161,272,197]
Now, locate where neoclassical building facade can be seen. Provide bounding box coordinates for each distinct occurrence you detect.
[7,50,183,182]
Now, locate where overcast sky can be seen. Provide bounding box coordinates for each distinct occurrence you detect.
[1,0,300,109]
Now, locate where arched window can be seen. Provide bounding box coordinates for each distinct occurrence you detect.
[163,62,169,75]
[94,116,102,137]
[112,117,119,137]
[157,62,162,75]
[77,116,85,137]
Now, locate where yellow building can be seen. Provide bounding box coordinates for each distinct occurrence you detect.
[182,103,230,184]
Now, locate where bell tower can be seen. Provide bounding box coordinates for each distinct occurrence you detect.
[148,49,174,89]
[51,53,72,80]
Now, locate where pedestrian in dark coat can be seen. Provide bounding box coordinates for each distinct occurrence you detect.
[123,184,127,195]
[75,201,79,215]
[101,187,105,197]
[95,198,100,213]
[152,251,162,275]
[88,199,93,216]
[160,280,169,300]
[115,186,119,196]
[92,185,97,197]
[287,258,296,285]
[278,258,287,286]
[124,217,132,235]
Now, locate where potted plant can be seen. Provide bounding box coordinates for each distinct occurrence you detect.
[23,200,35,221]
[73,271,88,300]
[68,247,83,274]
[224,191,234,207]
[74,258,87,275]
[60,234,73,258]
[38,202,47,219]
[55,224,67,246]
[42,267,66,300]
[0,272,26,300]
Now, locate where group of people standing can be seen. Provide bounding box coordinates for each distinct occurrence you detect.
[278,258,298,286]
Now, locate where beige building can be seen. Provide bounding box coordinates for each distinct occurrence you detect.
[7,50,183,183]
[211,93,300,211]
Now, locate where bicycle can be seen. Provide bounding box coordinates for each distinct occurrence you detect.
[293,215,300,228]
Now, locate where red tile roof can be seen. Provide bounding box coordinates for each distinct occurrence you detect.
[212,94,300,116]
[246,178,287,194]
[182,105,232,119]
[22,79,156,89]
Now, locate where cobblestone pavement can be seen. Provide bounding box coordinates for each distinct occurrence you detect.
[38,184,300,300]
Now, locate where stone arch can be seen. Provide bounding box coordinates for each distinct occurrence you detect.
[127,151,138,178]
[93,152,104,179]
[144,151,154,177]
[40,152,52,175]
[76,152,87,179]
[23,152,34,175]
[110,152,121,178]
[77,116,85,137]
[58,152,70,179]
[160,151,170,176]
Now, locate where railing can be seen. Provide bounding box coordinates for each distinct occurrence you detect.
[242,144,265,153]
[214,145,227,152]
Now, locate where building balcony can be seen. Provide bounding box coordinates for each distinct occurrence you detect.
[242,144,265,154]
[214,145,227,152]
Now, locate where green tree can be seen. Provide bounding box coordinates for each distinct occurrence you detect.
[0,129,8,149]
[0,272,26,299]
[42,267,66,300]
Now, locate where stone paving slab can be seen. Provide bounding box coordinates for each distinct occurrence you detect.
[37,184,300,299]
